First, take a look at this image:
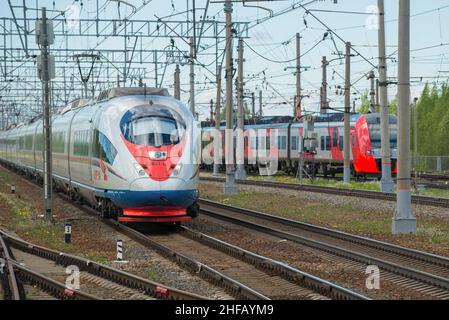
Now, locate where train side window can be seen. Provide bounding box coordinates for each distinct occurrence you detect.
[326,136,331,151]
[281,136,287,150]
[332,129,338,147]
[92,130,117,164]
[266,136,270,150]
[35,134,44,151]
[277,136,281,149]
[73,130,90,156]
[321,136,325,151]
[292,136,297,150]
[25,135,33,150]
[339,136,344,151]
[52,132,65,153]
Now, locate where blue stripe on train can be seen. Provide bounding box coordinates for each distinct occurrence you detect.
[102,189,199,208]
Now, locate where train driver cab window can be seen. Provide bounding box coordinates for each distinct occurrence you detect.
[121,105,186,148]
[126,117,179,147]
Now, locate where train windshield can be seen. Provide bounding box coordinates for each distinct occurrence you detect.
[367,116,397,149]
[123,116,181,147]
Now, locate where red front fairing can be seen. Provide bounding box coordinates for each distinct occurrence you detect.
[121,134,184,181]
[352,116,380,174]
[120,133,191,222]
[119,207,192,223]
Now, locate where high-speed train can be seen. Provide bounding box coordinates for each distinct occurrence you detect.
[0,87,200,223]
[201,113,398,177]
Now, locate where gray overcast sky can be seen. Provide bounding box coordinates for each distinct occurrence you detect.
[5,0,449,120]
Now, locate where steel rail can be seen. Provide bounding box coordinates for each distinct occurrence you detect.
[0,229,206,301]
[57,196,368,300]
[0,234,20,300]
[10,260,99,300]
[198,200,449,292]
[199,199,449,269]
[105,219,269,300]
[200,176,449,208]
[179,225,369,300]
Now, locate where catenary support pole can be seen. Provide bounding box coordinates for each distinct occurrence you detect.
[174,64,180,100]
[369,71,376,113]
[321,56,328,114]
[376,79,380,112]
[224,0,237,194]
[259,90,263,116]
[213,65,222,176]
[235,38,246,180]
[296,33,302,118]
[251,92,255,119]
[413,97,418,179]
[393,0,416,234]
[343,42,351,184]
[189,37,195,118]
[378,0,394,193]
[40,7,53,222]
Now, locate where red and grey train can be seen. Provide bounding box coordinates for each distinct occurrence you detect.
[201,113,398,177]
[0,87,200,223]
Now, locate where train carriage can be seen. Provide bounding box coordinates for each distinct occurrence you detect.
[201,113,398,177]
[0,87,200,223]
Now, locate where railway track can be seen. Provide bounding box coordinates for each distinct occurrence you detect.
[0,164,368,300]
[0,228,206,300]
[107,219,368,300]
[197,199,449,300]
[200,176,449,208]
[418,173,449,181]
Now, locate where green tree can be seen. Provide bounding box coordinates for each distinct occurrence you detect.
[357,91,371,114]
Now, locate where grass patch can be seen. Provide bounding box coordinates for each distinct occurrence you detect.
[0,171,12,184]
[85,254,110,264]
[202,172,449,199]
[199,183,449,255]
[143,268,159,280]
[418,188,449,199]
[0,192,73,253]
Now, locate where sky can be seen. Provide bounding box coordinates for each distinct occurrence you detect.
[3,0,449,120]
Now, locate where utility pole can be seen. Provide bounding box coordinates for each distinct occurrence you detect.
[369,71,376,113]
[259,90,263,116]
[320,56,328,114]
[376,79,380,112]
[224,0,237,194]
[251,92,255,119]
[378,0,394,194]
[235,38,246,180]
[36,7,55,222]
[189,37,195,118]
[213,65,222,176]
[413,97,418,179]
[343,42,351,184]
[393,0,416,234]
[174,64,180,100]
[295,33,302,119]
[210,99,214,125]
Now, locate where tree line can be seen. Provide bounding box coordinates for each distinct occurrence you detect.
[358,83,449,156]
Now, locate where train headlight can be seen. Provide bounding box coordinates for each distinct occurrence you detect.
[134,163,146,177]
[173,163,183,176]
